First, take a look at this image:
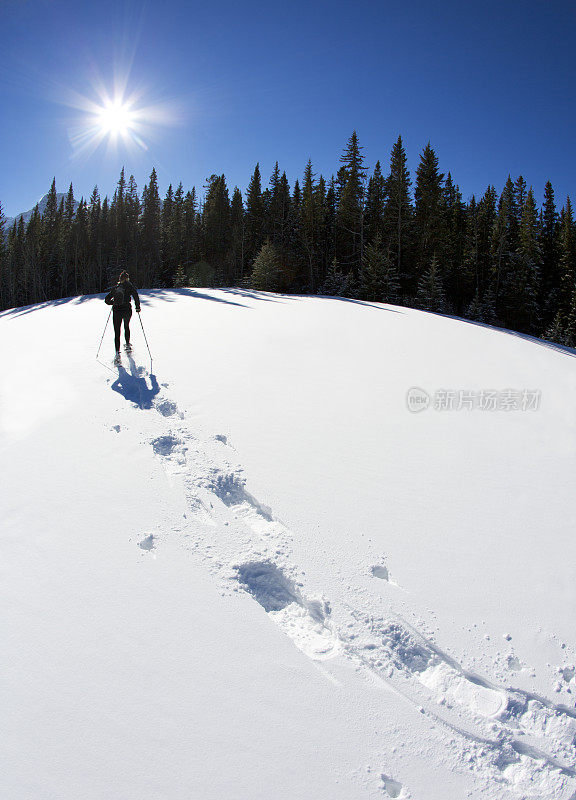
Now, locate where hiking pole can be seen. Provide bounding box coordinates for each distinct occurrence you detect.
[96,308,112,360]
[138,312,153,373]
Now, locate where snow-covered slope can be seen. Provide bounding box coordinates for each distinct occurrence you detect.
[1,289,575,800]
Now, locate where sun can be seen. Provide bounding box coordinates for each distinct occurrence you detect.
[61,70,186,162]
[97,100,134,137]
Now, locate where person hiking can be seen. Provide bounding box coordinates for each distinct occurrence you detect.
[105,271,141,361]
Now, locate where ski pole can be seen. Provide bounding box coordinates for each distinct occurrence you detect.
[138,312,153,372]
[96,308,112,359]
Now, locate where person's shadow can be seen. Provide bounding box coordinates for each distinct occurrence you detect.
[111,354,160,409]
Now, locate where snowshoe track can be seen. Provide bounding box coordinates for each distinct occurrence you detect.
[235,560,341,661]
[107,365,576,800]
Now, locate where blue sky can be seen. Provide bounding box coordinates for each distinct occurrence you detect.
[2,0,575,217]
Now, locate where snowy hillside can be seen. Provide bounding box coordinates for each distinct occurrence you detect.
[1,288,576,800]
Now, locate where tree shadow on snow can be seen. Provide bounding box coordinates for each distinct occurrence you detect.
[111,354,160,409]
[0,293,95,319]
[145,288,251,307]
[443,313,576,359]
[0,288,402,317]
[153,288,402,309]
[312,294,404,311]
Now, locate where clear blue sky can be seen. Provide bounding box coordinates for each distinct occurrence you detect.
[2,0,575,217]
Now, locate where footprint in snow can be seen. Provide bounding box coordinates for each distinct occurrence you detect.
[506,654,522,671]
[209,471,272,518]
[152,435,184,457]
[371,563,399,586]
[111,424,122,433]
[381,774,404,798]
[206,470,287,539]
[155,399,182,418]
[372,564,390,580]
[138,534,155,551]
[561,665,575,683]
[235,561,340,661]
[369,618,508,719]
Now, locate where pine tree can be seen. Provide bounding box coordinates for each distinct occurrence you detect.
[183,188,198,272]
[544,309,565,344]
[88,186,103,290]
[140,168,162,287]
[201,174,231,283]
[0,201,8,309]
[161,183,175,284]
[461,195,479,302]
[125,176,140,283]
[244,164,265,267]
[466,288,484,321]
[558,197,576,314]
[99,196,112,288]
[490,176,519,322]
[249,239,285,291]
[414,143,445,285]
[360,233,400,303]
[230,187,244,282]
[505,188,541,333]
[71,198,89,295]
[285,179,303,268]
[112,168,127,274]
[539,181,559,322]
[416,255,447,313]
[301,159,319,290]
[277,171,291,250]
[383,136,412,297]
[475,186,497,297]
[266,162,282,243]
[15,215,30,305]
[41,178,60,298]
[364,161,386,244]
[5,219,20,308]
[318,256,352,297]
[173,265,188,288]
[57,182,75,297]
[514,176,527,221]
[563,283,576,347]
[315,176,335,286]
[336,131,367,277]
[442,173,467,311]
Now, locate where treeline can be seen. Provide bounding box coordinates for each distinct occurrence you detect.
[1,131,576,345]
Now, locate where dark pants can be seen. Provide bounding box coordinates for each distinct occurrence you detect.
[113,306,132,351]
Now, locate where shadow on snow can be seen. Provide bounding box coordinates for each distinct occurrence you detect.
[0,293,94,319]
[2,289,575,360]
[111,354,160,409]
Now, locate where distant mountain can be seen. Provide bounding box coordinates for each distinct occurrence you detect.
[4,192,81,232]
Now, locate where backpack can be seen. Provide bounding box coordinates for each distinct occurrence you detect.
[113,285,128,306]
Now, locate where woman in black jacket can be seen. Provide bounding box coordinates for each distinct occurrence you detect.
[105,271,141,357]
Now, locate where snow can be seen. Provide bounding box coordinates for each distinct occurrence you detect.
[1,288,576,799]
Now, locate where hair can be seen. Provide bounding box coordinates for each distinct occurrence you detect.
[119,271,130,282]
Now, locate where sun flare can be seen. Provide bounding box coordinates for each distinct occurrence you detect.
[62,72,184,162]
[97,101,134,137]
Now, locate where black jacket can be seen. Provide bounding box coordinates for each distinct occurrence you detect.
[105,281,140,312]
